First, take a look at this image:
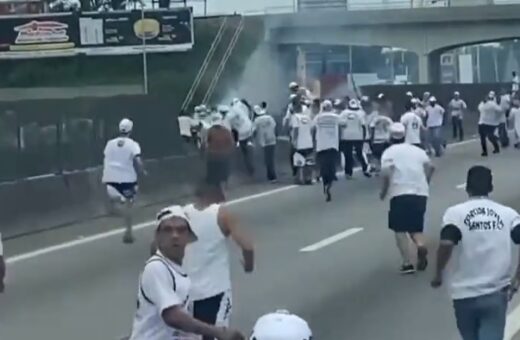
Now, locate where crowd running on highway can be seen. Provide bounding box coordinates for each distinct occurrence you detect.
[4,76,520,340]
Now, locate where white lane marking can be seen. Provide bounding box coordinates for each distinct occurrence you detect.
[505,302,520,340]
[6,185,297,265]
[6,138,478,265]
[300,228,364,252]
[456,182,466,190]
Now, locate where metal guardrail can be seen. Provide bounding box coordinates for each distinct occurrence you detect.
[180,16,228,112]
[202,16,245,104]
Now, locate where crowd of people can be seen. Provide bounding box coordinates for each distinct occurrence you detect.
[2,78,514,340]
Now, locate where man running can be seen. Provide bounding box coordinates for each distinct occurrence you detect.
[380,122,434,274]
[205,115,234,188]
[400,101,424,148]
[291,105,315,184]
[129,206,245,340]
[250,310,313,340]
[313,100,340,202]
[0,233,4,293]
[253,107,278,183]
[499,89,511,148]
[369,108,393,175]
[425,96,445,157]
[448,91,467,142]
[339,99,371,179]
[226,99,254,176]
[184,182,254,339]
[510,97,520,148]
[432,166,520,340]
[478,91,501,157]
[102,118,146,244]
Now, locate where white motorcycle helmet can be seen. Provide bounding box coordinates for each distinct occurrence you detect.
[250,310,312,340]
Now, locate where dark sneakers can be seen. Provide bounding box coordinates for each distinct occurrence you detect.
[399,264,416,275]
[417,246,428,271]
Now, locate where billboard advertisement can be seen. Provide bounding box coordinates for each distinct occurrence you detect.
[0,8,193,58]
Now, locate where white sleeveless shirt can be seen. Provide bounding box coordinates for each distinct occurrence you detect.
[183,204,231,301]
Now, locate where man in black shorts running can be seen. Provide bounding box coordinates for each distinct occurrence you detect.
[380,122,435,274]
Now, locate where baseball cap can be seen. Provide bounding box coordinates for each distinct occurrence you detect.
[119,118,134,133]
[348,99,360,109]
[389,122,406,139]
[250,310,312,340]
[454,91,460,96]
[289,82,299,89]
[321,100,333,111]
[156,205,197,242]
[406,91,413,97]
[429,96,437,102]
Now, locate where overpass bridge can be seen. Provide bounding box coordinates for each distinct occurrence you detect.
[264,2,520,83]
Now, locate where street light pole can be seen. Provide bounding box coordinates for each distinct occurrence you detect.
[140,2,149,95]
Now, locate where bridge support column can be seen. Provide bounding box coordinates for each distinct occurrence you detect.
[418,54,429,84]
[418,52,441,84]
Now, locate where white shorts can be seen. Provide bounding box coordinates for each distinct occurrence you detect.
[193,290,232,327]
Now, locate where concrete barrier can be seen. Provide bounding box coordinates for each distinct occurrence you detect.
[1,141,293,239]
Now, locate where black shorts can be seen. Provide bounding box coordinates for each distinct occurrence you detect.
[371,142,389,159]
[106,182,137,200]
[193,291,232,336]
[389,194,427,233]
[296,148,313,158]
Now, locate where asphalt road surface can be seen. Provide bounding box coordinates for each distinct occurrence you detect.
[2,139,520,340]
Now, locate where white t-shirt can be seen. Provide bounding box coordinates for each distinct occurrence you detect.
[370,115,393,143]
[443,198,520,300]
[500,94,511,123]
[183,204,231,301]
[478,101,501,126]
[177,117,192,137]
[400,111,423,145]
[425,104,445,128]
[381,143,430,198]
[226,106,253,141]
[339,109,365,141]
[511,107,520,134]
[102,137,141,183]
[313,111,340,152]
[253,115,277,147]
[292,113,314,150]
[365,111,378,128]
[130,253,193,340]
[449,99,467,118]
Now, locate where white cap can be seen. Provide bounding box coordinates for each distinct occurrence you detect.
[429,96,437,102]
[254,105,263,115]
[289,93,298,100]
[348,99,360,109]
[289,82,299,89]
[389,122,406,139]
[321,100,333,111]
[333,98,342,106]
[119,118,133,133]
[250,310,312,340]
[489,91,496,98]
[406,91,413,97]
[411,98,419,104]
[377,93,385,100]
[156,205,197,241]
[454,91,460,96]
[361,95,370,102]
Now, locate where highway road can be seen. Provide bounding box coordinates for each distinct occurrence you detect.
[2,138,520,340]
